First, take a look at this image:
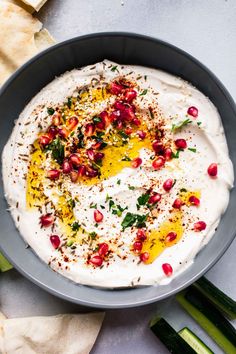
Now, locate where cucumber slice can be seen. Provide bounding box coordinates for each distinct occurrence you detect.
[176,287,236,354]
[0,253,13,272]
[194,277,236,320]
[179,327,214,354]
[150,317,196,353]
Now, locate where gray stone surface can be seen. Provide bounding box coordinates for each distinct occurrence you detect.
[1,1,236,353]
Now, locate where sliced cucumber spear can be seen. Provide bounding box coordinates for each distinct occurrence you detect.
[0,253,13,272]
[176,287,236,354]
[193,277,236,320]
[150,317,196,353]
[179,327,214,354]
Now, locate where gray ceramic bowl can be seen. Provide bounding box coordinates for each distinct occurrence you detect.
[0,33,236,308]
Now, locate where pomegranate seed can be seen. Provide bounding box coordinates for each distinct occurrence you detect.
[123,107,136,121]
[47,126,58,139]
[136,229,147,241]
[148,193,161,204]
[132,118,141,126]
[50,235,60,249]
[116,120,123,130]
[89,255,103,267]
[96,120,105,130]
[69,153,80,166]
[133,241,143,252]
[189,195,200,206]
[52,112,61,126]
[68,116,78,130]
[131,157,142,168]
[58,127,68,139]
[100,111,110,128]
[114,101,126,111]
[47,169,60,180]
[87,149,95,161]
[86,166,99,177]
[110,110,121,122]
[137,130,146,139]
[110,82,123,95]
[98,243,109,257]
[70,170,79,183]
[77,164,86,177]
[175,139,187,149]
[62,159,72,174]
[207,163,217,177]
[125,127,133,135]
[38,134,52,147]
[164,148,172,161]
[163,179,174,192]
[172,198,183,209]
[94,210,103,223]
[165,232,177,243]
[84,123,95,136]
[187,106,198,118]
[152,141,164,154]
[194,221,206,232]
[40,214,54,227]
[140,252,149,262]
[152,156,165,169]
[94,152,104,162]
[162,263,173,276]
[124,89,137,102]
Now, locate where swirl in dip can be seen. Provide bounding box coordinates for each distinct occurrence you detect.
[2,60,233,287]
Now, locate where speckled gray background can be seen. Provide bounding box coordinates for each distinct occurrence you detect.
[1,1,236,353]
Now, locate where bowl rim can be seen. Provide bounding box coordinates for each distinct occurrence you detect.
[1,31,236,308]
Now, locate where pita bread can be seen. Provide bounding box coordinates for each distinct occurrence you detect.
[21,0,47,11]
[0,0,47,12]
[0,2,55,85]
[0,313,104,354]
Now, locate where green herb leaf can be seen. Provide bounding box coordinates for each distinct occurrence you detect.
[117,179,121,185]
[128,186,135,190]
[47,107,55,115]
[197,121,202,126]
[180,188,187,192]
[46,138,65,164]
[136,214,148,228]
[137,193,150,206]
[139,89,148,96]
[89,232,97,240]
[68,198,75,209]
[121,156,131,161]
[111,65,118,72]
[93,116,102,124]
[188,147,197,153]
[144,75,147,81]
[171,119,192,132]
[90,202,97,209]
[171,150,180,159]
[71,222,80,231]
[109,199,115,211]
[121,212,138,229]
[67,97,72,108]
[118,131,129,140]
[67,240,74,247]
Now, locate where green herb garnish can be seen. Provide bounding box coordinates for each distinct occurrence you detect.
[93,116,102,124]
[111,65,118,72]
[121,156,131,161]
[128,186,135,190]
[137,193,150,206]
[89,232,97,240]
[197,121,202,126]
[47,107,55,115]
[139,89,148,96]
[71,222,80,231]
[67,97,72,108]
[68,198,75,209]
[109,199,115,211]
[46,138,64,164]
[121,212,148,230]
[171,118,192,132]
[188,147,197,153]
[118,131,129,140]
[180,188,187,192]
[90,202,97,209]
[117,179,121,185]
[171,150,180,159]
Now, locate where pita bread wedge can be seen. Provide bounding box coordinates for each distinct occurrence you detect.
[0,2,55,85]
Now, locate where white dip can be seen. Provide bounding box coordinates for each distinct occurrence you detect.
[2,60,234,287]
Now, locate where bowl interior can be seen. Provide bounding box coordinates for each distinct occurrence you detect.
[0,33,236,308]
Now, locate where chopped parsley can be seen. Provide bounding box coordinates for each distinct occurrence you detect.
[139,89,148,96]
[118,131,129,140]
[89,232,97,240]
[121,212,148,230]
[188,147,197,153]
[93,116,102,124]
[111,65,118,72]
[171,118,192,132]
[71,222,80,231]
[197,121,202,126]
[171,150,180,159]
[128,186,135,190]
[117,179,121,185]
[109,199,115,211]
[67,240,74,247]
[144,75,147,81]
[46,138,64,164]
[90,202,97,209]
[180,188,187,192]
[112,205,128,217]
[68,198,75,209]
[47,107,55,115]
[67,97,72,108]
[121,156,131,161]
[137,193,150,206]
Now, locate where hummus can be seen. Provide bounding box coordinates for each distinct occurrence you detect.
[2,60,234,287]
